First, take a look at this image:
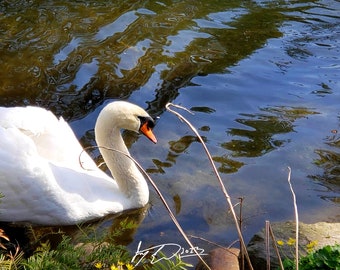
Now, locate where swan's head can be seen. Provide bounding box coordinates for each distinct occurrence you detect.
[97,101,157,143]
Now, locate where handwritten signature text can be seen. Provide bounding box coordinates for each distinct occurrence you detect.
[131,241,207,266]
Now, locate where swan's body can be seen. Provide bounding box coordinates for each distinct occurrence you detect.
[0,101,156,225]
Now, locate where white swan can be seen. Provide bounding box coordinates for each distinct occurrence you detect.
[0,101,157,225]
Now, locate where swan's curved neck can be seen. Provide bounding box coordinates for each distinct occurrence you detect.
[94,110,149,207]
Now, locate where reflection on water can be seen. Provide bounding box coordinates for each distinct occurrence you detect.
[0,0,285,118]
[310,127,340,203]
[0,0,339,262]
[149,106,322,174]
[0,207,148,256]
[223,106,319,158]
[147,135,205,174]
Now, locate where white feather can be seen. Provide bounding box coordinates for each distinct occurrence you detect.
[0,102,154,225]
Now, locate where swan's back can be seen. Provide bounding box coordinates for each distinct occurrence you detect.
[0,106,129,225]
[0,107,89,167]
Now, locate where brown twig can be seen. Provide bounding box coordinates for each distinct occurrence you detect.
[265,220,270,270]
[238,197,245,270]
[268,221,284,270]
[188,234,239,251]
[166,103,253,270]
[79,146,211,269]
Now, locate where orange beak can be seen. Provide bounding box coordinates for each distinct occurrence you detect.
[140,122,157,144]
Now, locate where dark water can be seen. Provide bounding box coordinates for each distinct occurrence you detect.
[0,0,339,264]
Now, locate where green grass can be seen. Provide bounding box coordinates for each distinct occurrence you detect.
[0,225,192,270]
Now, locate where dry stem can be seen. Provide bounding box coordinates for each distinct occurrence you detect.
[80,146,210,269]
[287,166,299,270]
[166,103,253,270]
[268,221,284,270]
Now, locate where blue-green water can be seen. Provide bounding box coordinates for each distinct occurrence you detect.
[0,0,339,264]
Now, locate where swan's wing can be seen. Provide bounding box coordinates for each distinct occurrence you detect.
[0,106,97,170]
[0,107,137,225]
[0,124,68,223]
[0,114,127,225]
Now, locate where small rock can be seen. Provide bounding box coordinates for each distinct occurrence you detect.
[196,247,240,270]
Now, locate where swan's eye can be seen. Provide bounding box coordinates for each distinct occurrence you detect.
[138,116,155,130]
[138,116,157,143]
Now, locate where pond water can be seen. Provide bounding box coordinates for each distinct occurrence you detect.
[0,0,339,265]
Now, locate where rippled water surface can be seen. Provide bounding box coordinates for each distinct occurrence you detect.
[0,0,339,263]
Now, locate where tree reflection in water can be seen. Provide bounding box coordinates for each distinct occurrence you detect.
[148,105,321,175]
[310,126,340,203]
